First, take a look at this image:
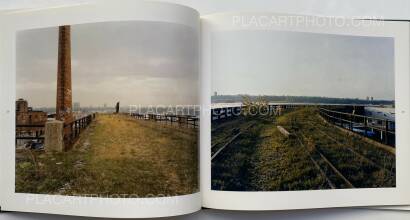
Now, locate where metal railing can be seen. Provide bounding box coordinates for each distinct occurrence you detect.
[16,125,45,144]
[319,108,395,147]
[65,113,96,145]
[16,113,96,150]
[130,113,199,128]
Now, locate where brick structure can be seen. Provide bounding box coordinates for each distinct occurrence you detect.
[55,25,74,149]
[16,99,48,126]
[56,25,73,123]
[16,98,48,142]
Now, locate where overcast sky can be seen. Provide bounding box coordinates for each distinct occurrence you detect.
[16,21,198,108]
[212,30,394,100]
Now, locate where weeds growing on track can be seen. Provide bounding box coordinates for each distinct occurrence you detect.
[211,107,395,191]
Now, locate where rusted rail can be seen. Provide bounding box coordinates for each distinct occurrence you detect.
[297,132,355,189]
[211,122,256,161]
[66,113,96,142]
[294,135,336,189]
[307,120,395,176]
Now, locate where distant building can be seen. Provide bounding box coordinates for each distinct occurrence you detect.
[214,92,218,96]
[16,98,48,125]
[73,102,81,112]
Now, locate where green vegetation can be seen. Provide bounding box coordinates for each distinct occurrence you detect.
[211,107,395,191]
[240,95,269,117]
[211,116,270,190]
[16,114,198,197]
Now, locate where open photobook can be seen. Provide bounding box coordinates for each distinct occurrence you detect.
[0,1,410,218]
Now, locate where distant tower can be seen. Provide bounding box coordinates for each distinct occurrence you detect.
[56,25,73,123]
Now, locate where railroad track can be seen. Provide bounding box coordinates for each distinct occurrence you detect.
[211,122,256,161]
[211,117,247,133]
[294,131,355,189]
[211,114,358,189]
[211,115,275,156]
[304,119,395,177]
[211,120,255,149]
[212,108,395,190]
[310,123,395,176]
[287,116,395,188]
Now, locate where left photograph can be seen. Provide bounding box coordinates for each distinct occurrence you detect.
[15,21,199,197]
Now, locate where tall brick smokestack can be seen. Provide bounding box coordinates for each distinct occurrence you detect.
[56,25,73,124]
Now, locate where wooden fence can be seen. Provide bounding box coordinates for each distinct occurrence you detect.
[130,113,199,128]
[319,108,395,146]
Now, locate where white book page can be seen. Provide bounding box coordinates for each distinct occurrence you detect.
[375,22,410,212]
[0,0,201,218]
[200,12,410,210]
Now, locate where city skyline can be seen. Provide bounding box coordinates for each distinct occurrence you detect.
[210,91,392,103]
[211,93,394,101]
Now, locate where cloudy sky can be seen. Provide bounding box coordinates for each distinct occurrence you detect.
[212,30,395,100]
[16,21,199,108]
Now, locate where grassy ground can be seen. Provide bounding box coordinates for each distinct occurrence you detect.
[16,114,198,197]
[211,116,255,155]
[211,107,395,191]
[211,116,269,191]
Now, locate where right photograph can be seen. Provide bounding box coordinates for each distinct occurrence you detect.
[210,30,396,191]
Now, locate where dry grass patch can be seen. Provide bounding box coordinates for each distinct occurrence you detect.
[16,114,198,197]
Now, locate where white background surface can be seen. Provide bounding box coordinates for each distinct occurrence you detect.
[1,0,409,219]
[1,0,410,20]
